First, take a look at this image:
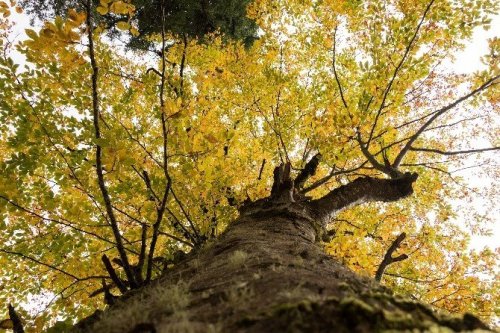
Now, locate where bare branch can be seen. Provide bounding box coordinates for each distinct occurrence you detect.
[145,3,174,284]
[258,159,267,180]
[393,75,500,168]
[332,26,348,110]
[145,177,171,284]
[146,67,162,77]
[0,249,106,282]
[136,224,148,284]
[375,232,408,282]
[384,272,447,284]
[357,132,401,178]
[179,34,188,97]
[301,161,368,194]
[171,186,200,242]
[102,279,117,305]
[409,146,499,156]
[368,0,435,144]
[165,207,197,244]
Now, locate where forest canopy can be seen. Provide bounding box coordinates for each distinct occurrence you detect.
[0,0,498,331]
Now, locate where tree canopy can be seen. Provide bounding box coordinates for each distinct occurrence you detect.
[0,0,498,331]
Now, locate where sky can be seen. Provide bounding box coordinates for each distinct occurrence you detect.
[448,16,499,251]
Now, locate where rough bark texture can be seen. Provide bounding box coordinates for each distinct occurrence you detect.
[73,209,490,333]
[72,169,491,333]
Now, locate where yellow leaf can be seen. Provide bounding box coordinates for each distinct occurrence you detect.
[25,28,37,39]
[110,1,129,15]
[15,6,21,13]
[165,99,177,115]
[116,21,130,31]
[96,5,108,15]
[41,28,55,38]
[67,9,85,25]
[130,27,139,37]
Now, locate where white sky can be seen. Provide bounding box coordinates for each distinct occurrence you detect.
[448,16,499,251]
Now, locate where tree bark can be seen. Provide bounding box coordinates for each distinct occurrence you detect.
[73,205,490,333]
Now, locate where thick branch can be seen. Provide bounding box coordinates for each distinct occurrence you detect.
[101,254,128,294]
[135,224,148,284]
[375,232,408,282]
[310,173,418,222]
[102,279,117,305]
[8,304,24,333]
[357,132,401,178]
[295,153,322,189]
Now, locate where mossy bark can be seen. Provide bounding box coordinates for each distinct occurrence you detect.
[73,208,491,333]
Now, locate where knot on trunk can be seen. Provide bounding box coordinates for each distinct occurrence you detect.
[270,155,322,204]
[270,163,295,203]
[238,160,321,221]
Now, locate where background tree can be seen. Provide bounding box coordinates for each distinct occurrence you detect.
[19,0,259,47]
[0,0,498,331]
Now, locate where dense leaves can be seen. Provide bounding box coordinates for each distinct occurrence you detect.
[0,0,498,331]
[19,0,259,47]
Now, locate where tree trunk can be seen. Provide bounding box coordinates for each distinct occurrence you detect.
[74,210,490,333]
[73,165,490,333]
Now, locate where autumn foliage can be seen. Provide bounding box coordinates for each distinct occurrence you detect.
[0,0,498,331]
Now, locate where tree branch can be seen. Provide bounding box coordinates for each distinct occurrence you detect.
[409,146,499,156]
[136,223,148,284]
[368,0,435,144]
[145,3,173,284]
[332,26,348,110]
[310,173,418,222]
[8,304,24,333]
[357,131,401,178]
[0,249,106,282]
[393,75,499,168]
[85,0,137,288]
[294,153,322,189]
[257,159,266,180]
[375,232,408,282]
[0,194,123,250]
[101,254,128,294]
[301,161,368,194]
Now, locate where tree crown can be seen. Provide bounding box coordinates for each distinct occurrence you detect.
[0,0,498,330]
